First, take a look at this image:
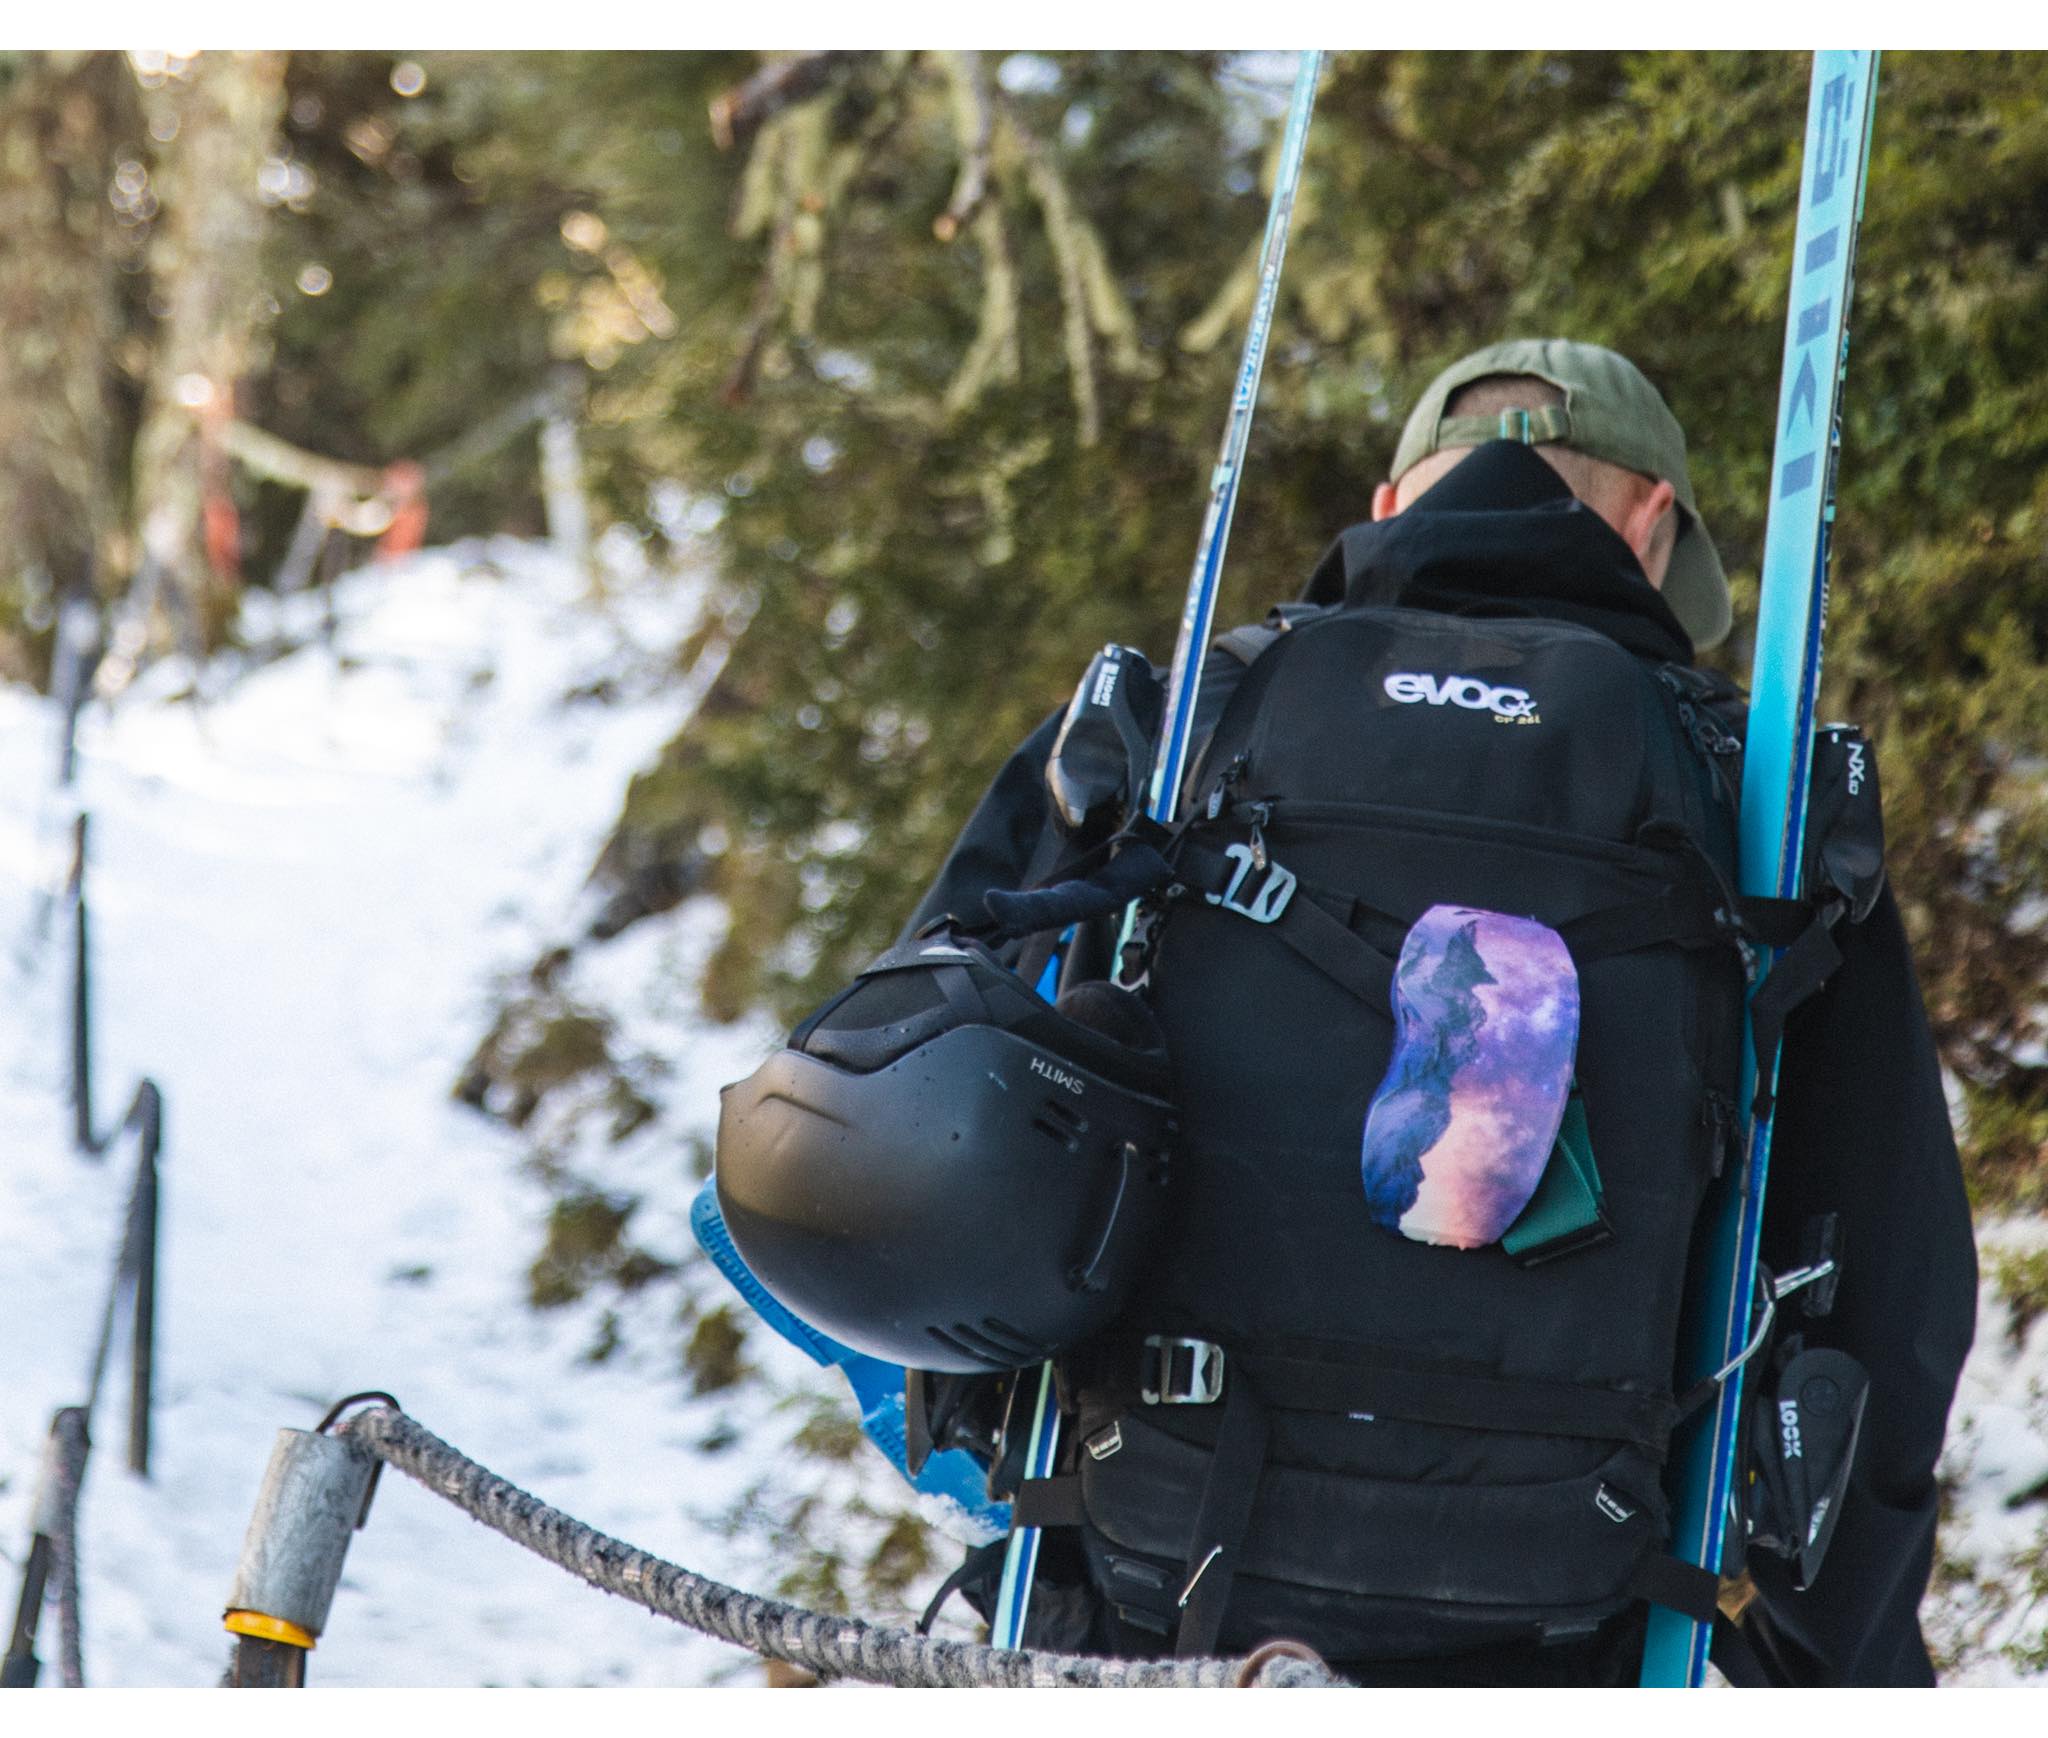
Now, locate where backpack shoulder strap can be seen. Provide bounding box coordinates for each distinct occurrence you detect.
[1215,602,1329,668]
[1215,624,1280,667]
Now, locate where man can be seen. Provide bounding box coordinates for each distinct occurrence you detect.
[906,338,1977,1685]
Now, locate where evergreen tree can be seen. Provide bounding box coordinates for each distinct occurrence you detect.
[1,50,2041,1203]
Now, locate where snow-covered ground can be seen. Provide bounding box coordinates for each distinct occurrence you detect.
[1930,1219,2048,1683]
[1,535,2043,1689]
[0,538,944,1688]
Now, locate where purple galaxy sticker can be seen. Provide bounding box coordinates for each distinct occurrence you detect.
[1361,904,1580,1250]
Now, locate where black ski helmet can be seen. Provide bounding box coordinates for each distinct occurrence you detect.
[714,930,1176,1374]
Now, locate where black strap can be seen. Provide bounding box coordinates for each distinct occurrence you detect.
[1674,1375,1722,1423]
[1628,1553,1722,1626]
[1737,894,1812,948]
[1175,827,1746,1019]
[931,964,993,1027]
[1555,877,1729,962]
[1216,624,1282,667]
[904,1370,933,1477]
[1276,889,1397,1008]
[1174,1377,1270,1658]
[1171,838,1397,1011]
[1709,1611,1784,1687]
[982,840,1175,942]
[1745,902,1845,1121]
[1012,1474,1086,1529]
[917,1538,1010,1636]
[1239,1349,1676,1454]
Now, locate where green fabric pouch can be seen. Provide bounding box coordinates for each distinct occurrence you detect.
[1501,1092,1613,1266]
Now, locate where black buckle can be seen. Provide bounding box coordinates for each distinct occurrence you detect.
[1140,1335,1225,1405]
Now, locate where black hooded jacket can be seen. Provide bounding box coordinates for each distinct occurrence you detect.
[907,441,1977,1686]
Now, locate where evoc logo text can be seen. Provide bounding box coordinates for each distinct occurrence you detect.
[1383,671,1540,724]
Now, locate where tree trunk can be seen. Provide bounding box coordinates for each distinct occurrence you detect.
[129,50,287,651]
[0,52,128,685]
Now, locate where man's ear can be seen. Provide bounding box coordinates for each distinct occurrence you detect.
[1372,481,1400,523]
[1620,479,1678,581]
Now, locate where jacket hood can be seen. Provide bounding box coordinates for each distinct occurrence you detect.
[1302,440,1697,666]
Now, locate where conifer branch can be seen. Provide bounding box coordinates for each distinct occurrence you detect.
[1178,232,1262,353]
[933,51,994,243]
[1361,96,1482,189]
[1022,145,1101,447]
[708,52,855,154]
[1072,217,1149,379]
[941,205,1022,418]
[722,215,795,408]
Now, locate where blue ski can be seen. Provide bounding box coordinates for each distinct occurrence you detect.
[991,49,1325,1650]
[1642,49,1880,1688]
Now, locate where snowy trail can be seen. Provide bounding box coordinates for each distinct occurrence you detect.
[0,540,874,1687]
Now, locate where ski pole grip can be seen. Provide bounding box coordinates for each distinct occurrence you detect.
[224,1428,376,1649]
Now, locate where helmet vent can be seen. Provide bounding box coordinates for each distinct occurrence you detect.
[1032,1098,1087,1148]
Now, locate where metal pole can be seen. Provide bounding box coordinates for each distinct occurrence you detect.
[1144,50,1325,827]
[127,1084,164,1477]
[68,814,93,1155]
[221,1428,379,1687]
[1,1408,91,1690]
[0,1539,51,1687]
[50,575,100,790]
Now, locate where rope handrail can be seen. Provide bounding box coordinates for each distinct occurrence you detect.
[219,378,570,519]
[209,372,583,593]
[326,1404,1343,1688]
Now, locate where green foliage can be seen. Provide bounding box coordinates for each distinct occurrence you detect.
[5,49,2042,1200]
[790,1397,866,1461]
[1991,1246,2048,1346]
[865,1512,935,1598]
[684,1302,749,1394]
[566,50,2046,1203]
[527,1189,672,1309]
[454,973,658,1144]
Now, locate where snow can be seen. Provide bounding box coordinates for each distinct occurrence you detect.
[0,537,952,1689]
[1,533,2042,1691]
[1928,1218,2048,1683]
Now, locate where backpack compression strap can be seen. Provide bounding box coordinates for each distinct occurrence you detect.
[1166,833,1747,1015]
[1014,1339,1723,1657]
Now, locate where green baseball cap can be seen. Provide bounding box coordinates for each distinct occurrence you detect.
[1391,337,1730,650]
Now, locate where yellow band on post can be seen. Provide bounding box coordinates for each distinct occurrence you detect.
[223,1609,317,1650]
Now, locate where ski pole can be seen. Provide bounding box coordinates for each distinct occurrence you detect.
[991,48,1323,1650]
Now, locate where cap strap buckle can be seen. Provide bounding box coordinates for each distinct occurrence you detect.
[1432,402,1573,450]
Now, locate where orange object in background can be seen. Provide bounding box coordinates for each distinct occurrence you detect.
[377,461,429,562]
[201,392,243,585]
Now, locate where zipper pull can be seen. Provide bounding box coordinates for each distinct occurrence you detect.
[1248,801,1273,872]
[1660,669,1741,760]
[1699,1090,1739,1180]
[1204,752,1250,822]
[1697,710,1740,757]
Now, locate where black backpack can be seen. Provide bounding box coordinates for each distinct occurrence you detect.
[1011,601,1759,1665]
